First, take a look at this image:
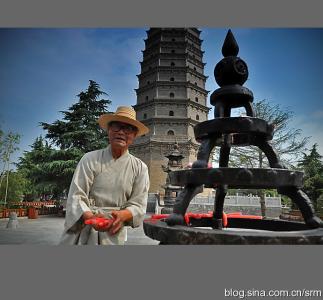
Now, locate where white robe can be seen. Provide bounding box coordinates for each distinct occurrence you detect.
[59,145,149,245]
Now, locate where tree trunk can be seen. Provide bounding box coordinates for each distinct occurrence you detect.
[259,190,266,218]
[258,151,267,217]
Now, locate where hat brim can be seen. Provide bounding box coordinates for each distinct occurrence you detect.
[98,114,149,137]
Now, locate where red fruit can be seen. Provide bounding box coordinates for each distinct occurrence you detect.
[84,217,113,228]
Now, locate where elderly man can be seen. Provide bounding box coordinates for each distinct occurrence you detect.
[60,106,150,245]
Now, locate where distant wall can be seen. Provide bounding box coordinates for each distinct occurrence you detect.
[151,194,283,218]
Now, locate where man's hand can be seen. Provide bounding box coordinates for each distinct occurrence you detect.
[82,211,113,232]
[109,209,133,235]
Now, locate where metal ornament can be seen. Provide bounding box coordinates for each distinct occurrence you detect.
[143,29,323,244]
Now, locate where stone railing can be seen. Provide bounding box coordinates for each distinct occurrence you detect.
[190,195,282,208]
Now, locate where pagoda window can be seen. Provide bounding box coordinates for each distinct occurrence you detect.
[171,62,175,66]
[196,114,199,120]
[167,130,175,135]
[170,92,175,98]
[170,77,175,81]
[143,113,147,119]
[195,97,198,102]
[145,96,149,101]
[169,111,174,116]
[171,49,175,53]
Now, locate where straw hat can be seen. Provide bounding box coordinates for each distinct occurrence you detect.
[98,106,149,136]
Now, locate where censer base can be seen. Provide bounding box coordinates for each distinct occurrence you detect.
[143,218,323,245]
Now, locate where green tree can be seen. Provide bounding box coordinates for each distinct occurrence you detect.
[298,144,323,213]
[0,171,28,205]
[40,80,110,152]
[18,80,111,198]
[0,131,21,206]
[0,131,21,174]
[17,136,59,199]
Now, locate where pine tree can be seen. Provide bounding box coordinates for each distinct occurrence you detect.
[40,80,110,152]
[17,136,59,199]
[298,144,323,212]
[18,80,111,198]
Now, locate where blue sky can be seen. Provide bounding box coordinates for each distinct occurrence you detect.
[1,28,323,170]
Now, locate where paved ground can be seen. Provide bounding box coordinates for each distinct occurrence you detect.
[0,214,159,245]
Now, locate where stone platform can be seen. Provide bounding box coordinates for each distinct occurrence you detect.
[0,214,158,245]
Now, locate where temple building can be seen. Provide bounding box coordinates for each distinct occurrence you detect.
[130,28,210,192]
